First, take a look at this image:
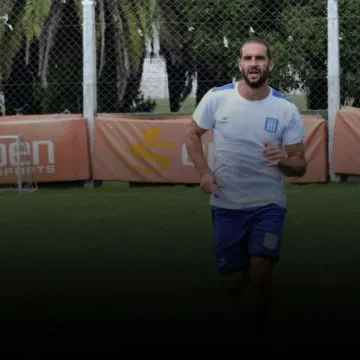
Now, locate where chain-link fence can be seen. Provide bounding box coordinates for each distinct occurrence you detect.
[339,0,360,108]
[0,0,82,116]
[150,0,330,114]
[0,0,357,117]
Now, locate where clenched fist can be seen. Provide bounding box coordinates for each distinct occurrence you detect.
[263,143,286,167]
[200,172,223,198]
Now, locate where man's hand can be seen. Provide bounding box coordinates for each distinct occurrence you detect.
[263,143,286,167]
[263,142,307,177]
[200,172,223,198]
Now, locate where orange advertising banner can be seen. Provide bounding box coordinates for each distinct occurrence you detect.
[0,115,91,183]
[93,114,328,184]
[93,117,210,183]
[333,107,360,175]
[97,113,192,121]
[285,115,328,183]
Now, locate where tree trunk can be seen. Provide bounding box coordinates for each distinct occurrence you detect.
[121,51,146,112]
[196,56,230,105]
[161,47,188,112]
[307,57,328,110]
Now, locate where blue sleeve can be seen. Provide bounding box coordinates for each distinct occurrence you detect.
[192,90,215,130]
[282,107,306,146]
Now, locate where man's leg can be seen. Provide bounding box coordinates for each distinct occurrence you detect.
[219,269,249,298]
[247,203,287,333]
[211,206,251,298]
[249,256,275,328]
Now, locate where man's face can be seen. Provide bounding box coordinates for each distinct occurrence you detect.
[239,43,274,88]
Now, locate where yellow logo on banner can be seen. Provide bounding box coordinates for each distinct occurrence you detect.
[128,128,173,173]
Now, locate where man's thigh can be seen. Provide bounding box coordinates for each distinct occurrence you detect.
[247,203,287,262]
[211,206,251,275]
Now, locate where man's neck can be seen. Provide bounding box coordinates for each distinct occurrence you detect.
[237,80,271,101]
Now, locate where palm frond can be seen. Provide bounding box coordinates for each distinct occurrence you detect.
[0,0,15,42]
[0,1,26,84]
[120,0,156,70]
[23,0,53,64]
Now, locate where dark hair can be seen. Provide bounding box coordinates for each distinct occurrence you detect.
[238,38,273,60]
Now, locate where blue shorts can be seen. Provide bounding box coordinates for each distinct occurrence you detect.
[211,203,287,275]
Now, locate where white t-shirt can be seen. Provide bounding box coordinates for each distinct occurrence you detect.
[192,81,306,210]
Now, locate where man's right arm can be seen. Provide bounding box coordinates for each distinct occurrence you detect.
[184,120,211,177]
[184,89,215,177]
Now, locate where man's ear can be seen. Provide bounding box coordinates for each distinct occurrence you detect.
[238,58,242,72]
[269,59,275,72]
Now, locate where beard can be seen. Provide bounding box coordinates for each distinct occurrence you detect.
[241,67,271,88]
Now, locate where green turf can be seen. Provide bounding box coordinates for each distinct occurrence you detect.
[0,182,358,350]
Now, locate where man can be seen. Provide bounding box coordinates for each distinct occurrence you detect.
[184,38,307,332]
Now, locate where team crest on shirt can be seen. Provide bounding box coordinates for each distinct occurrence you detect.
[264,117,279,133]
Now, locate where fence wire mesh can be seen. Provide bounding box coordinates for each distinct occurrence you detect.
[98,0,332,114]
[0,1,357,116]
[0,0,82,116]
[149,0,329,114]
[339,0,360,108]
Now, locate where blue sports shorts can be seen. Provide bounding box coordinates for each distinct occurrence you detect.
[211,203,287,275]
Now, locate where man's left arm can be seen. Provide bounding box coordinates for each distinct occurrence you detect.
[279,107,307,177]
[278,142,307,177]
[264,107,307,177]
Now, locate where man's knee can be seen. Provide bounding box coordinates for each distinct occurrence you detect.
[220,269,249,298]
[222,283,244,298]
[249,256,275,285]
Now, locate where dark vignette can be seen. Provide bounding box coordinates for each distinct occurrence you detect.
[0,182,358,355]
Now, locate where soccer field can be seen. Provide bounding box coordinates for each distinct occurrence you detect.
[0,182,359,352]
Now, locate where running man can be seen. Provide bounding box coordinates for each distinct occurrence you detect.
[185,38,307,331]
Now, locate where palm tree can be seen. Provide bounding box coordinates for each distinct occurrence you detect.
[0,0,156,115]
[97,0,157,112]
[156,0,195,112]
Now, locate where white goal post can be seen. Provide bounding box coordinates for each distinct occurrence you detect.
[0,135,38,193]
